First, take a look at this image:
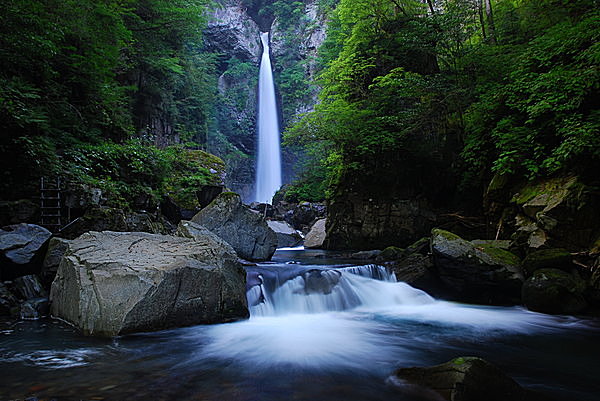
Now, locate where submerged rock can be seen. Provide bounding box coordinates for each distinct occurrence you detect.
[522,268,587,314]
[303,269,341,295]
[0,224,52,280]
[390,357,534,401]
[19,297,49,320]
[50,231,248,336]
[304,218,327,249]
[191,192,277,261]
[431,229,524,305]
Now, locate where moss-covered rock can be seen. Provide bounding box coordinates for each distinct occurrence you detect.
[431,229,524,305]
[376,246,406,262]
[522,248,572,277]
[391,356,532,401]
[510,176,599,251]
[522,268,587,314]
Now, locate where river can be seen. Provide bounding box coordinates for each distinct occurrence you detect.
[1,248,598,400]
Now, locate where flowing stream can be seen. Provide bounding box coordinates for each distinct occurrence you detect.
[1,248,599,400]
[254,32,282,204]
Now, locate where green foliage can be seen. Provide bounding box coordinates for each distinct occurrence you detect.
[62,140,223,210]
[290,0,600,209]
[0,0,219,199]
[462,6,600,183]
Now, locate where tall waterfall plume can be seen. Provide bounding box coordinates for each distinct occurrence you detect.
[255,32,282,204]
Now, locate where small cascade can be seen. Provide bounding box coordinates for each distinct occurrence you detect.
[255,32,282,203]
[249,264,434,317]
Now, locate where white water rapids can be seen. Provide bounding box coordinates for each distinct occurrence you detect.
[255,32,282,203]
[199,263,586,370]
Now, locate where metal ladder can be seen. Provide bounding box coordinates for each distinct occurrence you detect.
[40,177,62,231]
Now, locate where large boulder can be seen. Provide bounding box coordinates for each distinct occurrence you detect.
[191,192,277,261]
[431,229,524,304]
[390,357,534,401]
[0,224,52,280]
[304,218,327,249]
[522,268,587,314]
[267,220,303,248]
[50,231,248,336]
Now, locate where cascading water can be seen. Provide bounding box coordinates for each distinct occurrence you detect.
[255,32,282,203]
[250,264,435,316]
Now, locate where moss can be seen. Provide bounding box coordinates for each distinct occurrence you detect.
[511,176,578,205]
[219,191,241,201]
[378,246,405,261]
[431,228,462,241]
[453,357,466,365]
[479,244,521,266]
[522,248,572,276]
[487,174,509,193]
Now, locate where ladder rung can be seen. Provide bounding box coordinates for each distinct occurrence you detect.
[42,214,62,217]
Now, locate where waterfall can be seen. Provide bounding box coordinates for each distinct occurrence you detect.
[255,32,282,204]
[249,264,435,317]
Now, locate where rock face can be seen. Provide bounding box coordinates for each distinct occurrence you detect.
[204,1,261,64]
[0,224,52,279]
[267,220,303,248]
[191,192,277,261]
[50,231,248,336]
[325,196,436,250]
[431,229,524,304]
[304,218,327,249]
[391,357,531,401]
[522,268,587,314]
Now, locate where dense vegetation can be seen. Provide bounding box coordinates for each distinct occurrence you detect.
[0,0,218,203]
[1,0,598,213]
[286,0,599,206]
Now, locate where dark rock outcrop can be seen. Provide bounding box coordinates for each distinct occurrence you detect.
[50,231,248,336]
[0,223,52,280]
[390,357,537,401]
[284,202,327,232]
[41,237,71,287]
[0,199,39,227]
[191,192,277,261]
[0,282,19,316]
[431,229,524,304]
[324,195,436,251]
[59,207,167,240]
[304,218,326,249]
[522,268,587,314]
